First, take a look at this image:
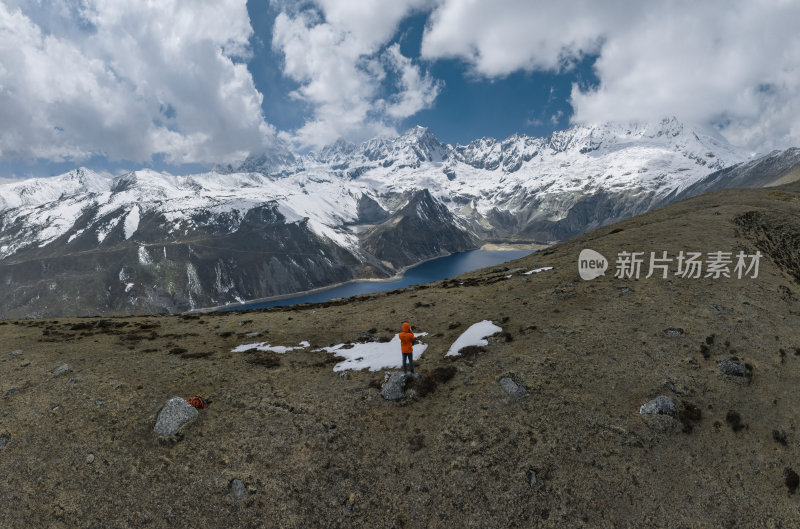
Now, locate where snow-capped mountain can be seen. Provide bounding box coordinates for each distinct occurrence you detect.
[1,117,795,317]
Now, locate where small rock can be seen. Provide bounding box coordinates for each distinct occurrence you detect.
[499,377,527,398]
[491,267,508,273]
[86,454,95,464]
[345,493,356,511]
[664,328,685,337]
[527,469,539,487]
[784,468,799,494]
[5,387,19,396]
[718,359,746,377]
[380,372,408,401]
[726,410,746,432]
[618,287,632,294]
[639,395,676,416]
[230,479,246,501]
[52,364,70,377]
[153,397,199,437]
[773,430,788,445]
[217,331,234,338]
[10,349,22,357]
[710,304,724,312]
[0,436,8,450]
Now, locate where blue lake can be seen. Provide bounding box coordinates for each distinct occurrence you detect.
[226,249,532,311]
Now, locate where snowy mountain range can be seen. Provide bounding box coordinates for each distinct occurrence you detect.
[1,117,798,317]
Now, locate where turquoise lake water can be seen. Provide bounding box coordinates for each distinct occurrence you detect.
[226,249,532,311]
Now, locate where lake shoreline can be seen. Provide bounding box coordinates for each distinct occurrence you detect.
[195,248,537,313]
[195,251,458,313]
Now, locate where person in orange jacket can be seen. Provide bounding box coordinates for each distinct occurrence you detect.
[399,322,416,375]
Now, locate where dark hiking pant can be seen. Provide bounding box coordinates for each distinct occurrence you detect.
[402,353,414,374]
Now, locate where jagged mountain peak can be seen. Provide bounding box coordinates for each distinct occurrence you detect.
[215,139,299,176]
[0,167,110,212]
[397,125,439,143]
[314,138,358,164]
[110,168,180,194]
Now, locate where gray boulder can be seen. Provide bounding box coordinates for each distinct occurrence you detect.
[499,377,527,398]
[380,372,408,401]
[10,349,22,357]
[639,395,676,416]
[52,364,70,376]
[718,359,746,377]
[153,397,199,437]
[230,479,246,501]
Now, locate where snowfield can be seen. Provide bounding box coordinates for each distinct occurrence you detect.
[315,332,429,372]
[232,340,311,354]
[446,321,503,357]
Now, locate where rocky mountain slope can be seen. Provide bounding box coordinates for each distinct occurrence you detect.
[0,181,798,527]
[1,118,798,317]
[673,146,800,200]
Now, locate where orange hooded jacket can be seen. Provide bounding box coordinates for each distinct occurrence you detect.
[399,322,414,355]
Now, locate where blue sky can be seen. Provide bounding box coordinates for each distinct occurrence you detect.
[0,1,798,178]
[247,4,598,147]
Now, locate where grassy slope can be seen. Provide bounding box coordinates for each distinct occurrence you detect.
[1,183,799,528]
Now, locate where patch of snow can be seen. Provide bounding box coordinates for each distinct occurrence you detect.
[232,341,310,354]
[186,263,202,294]
[138,246,152,265]
[446,321,502,357]
[523,267,553,275]
[67,229,85,243]
[315,332,428,371]
[276,203,305,224]
[125,283,134,293]
[96,213,123,244]
[123,205,140,239]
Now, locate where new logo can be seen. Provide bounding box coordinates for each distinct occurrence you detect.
[578,249,608,280]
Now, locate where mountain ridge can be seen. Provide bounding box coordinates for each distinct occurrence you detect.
[0,118,798,317]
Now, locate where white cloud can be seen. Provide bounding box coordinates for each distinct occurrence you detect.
[0,0,274,164]
[272,0,440,149]
[381,44,442,119]
[421,0,800,151]
[421,1,620,76]
[569,2,800,152]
